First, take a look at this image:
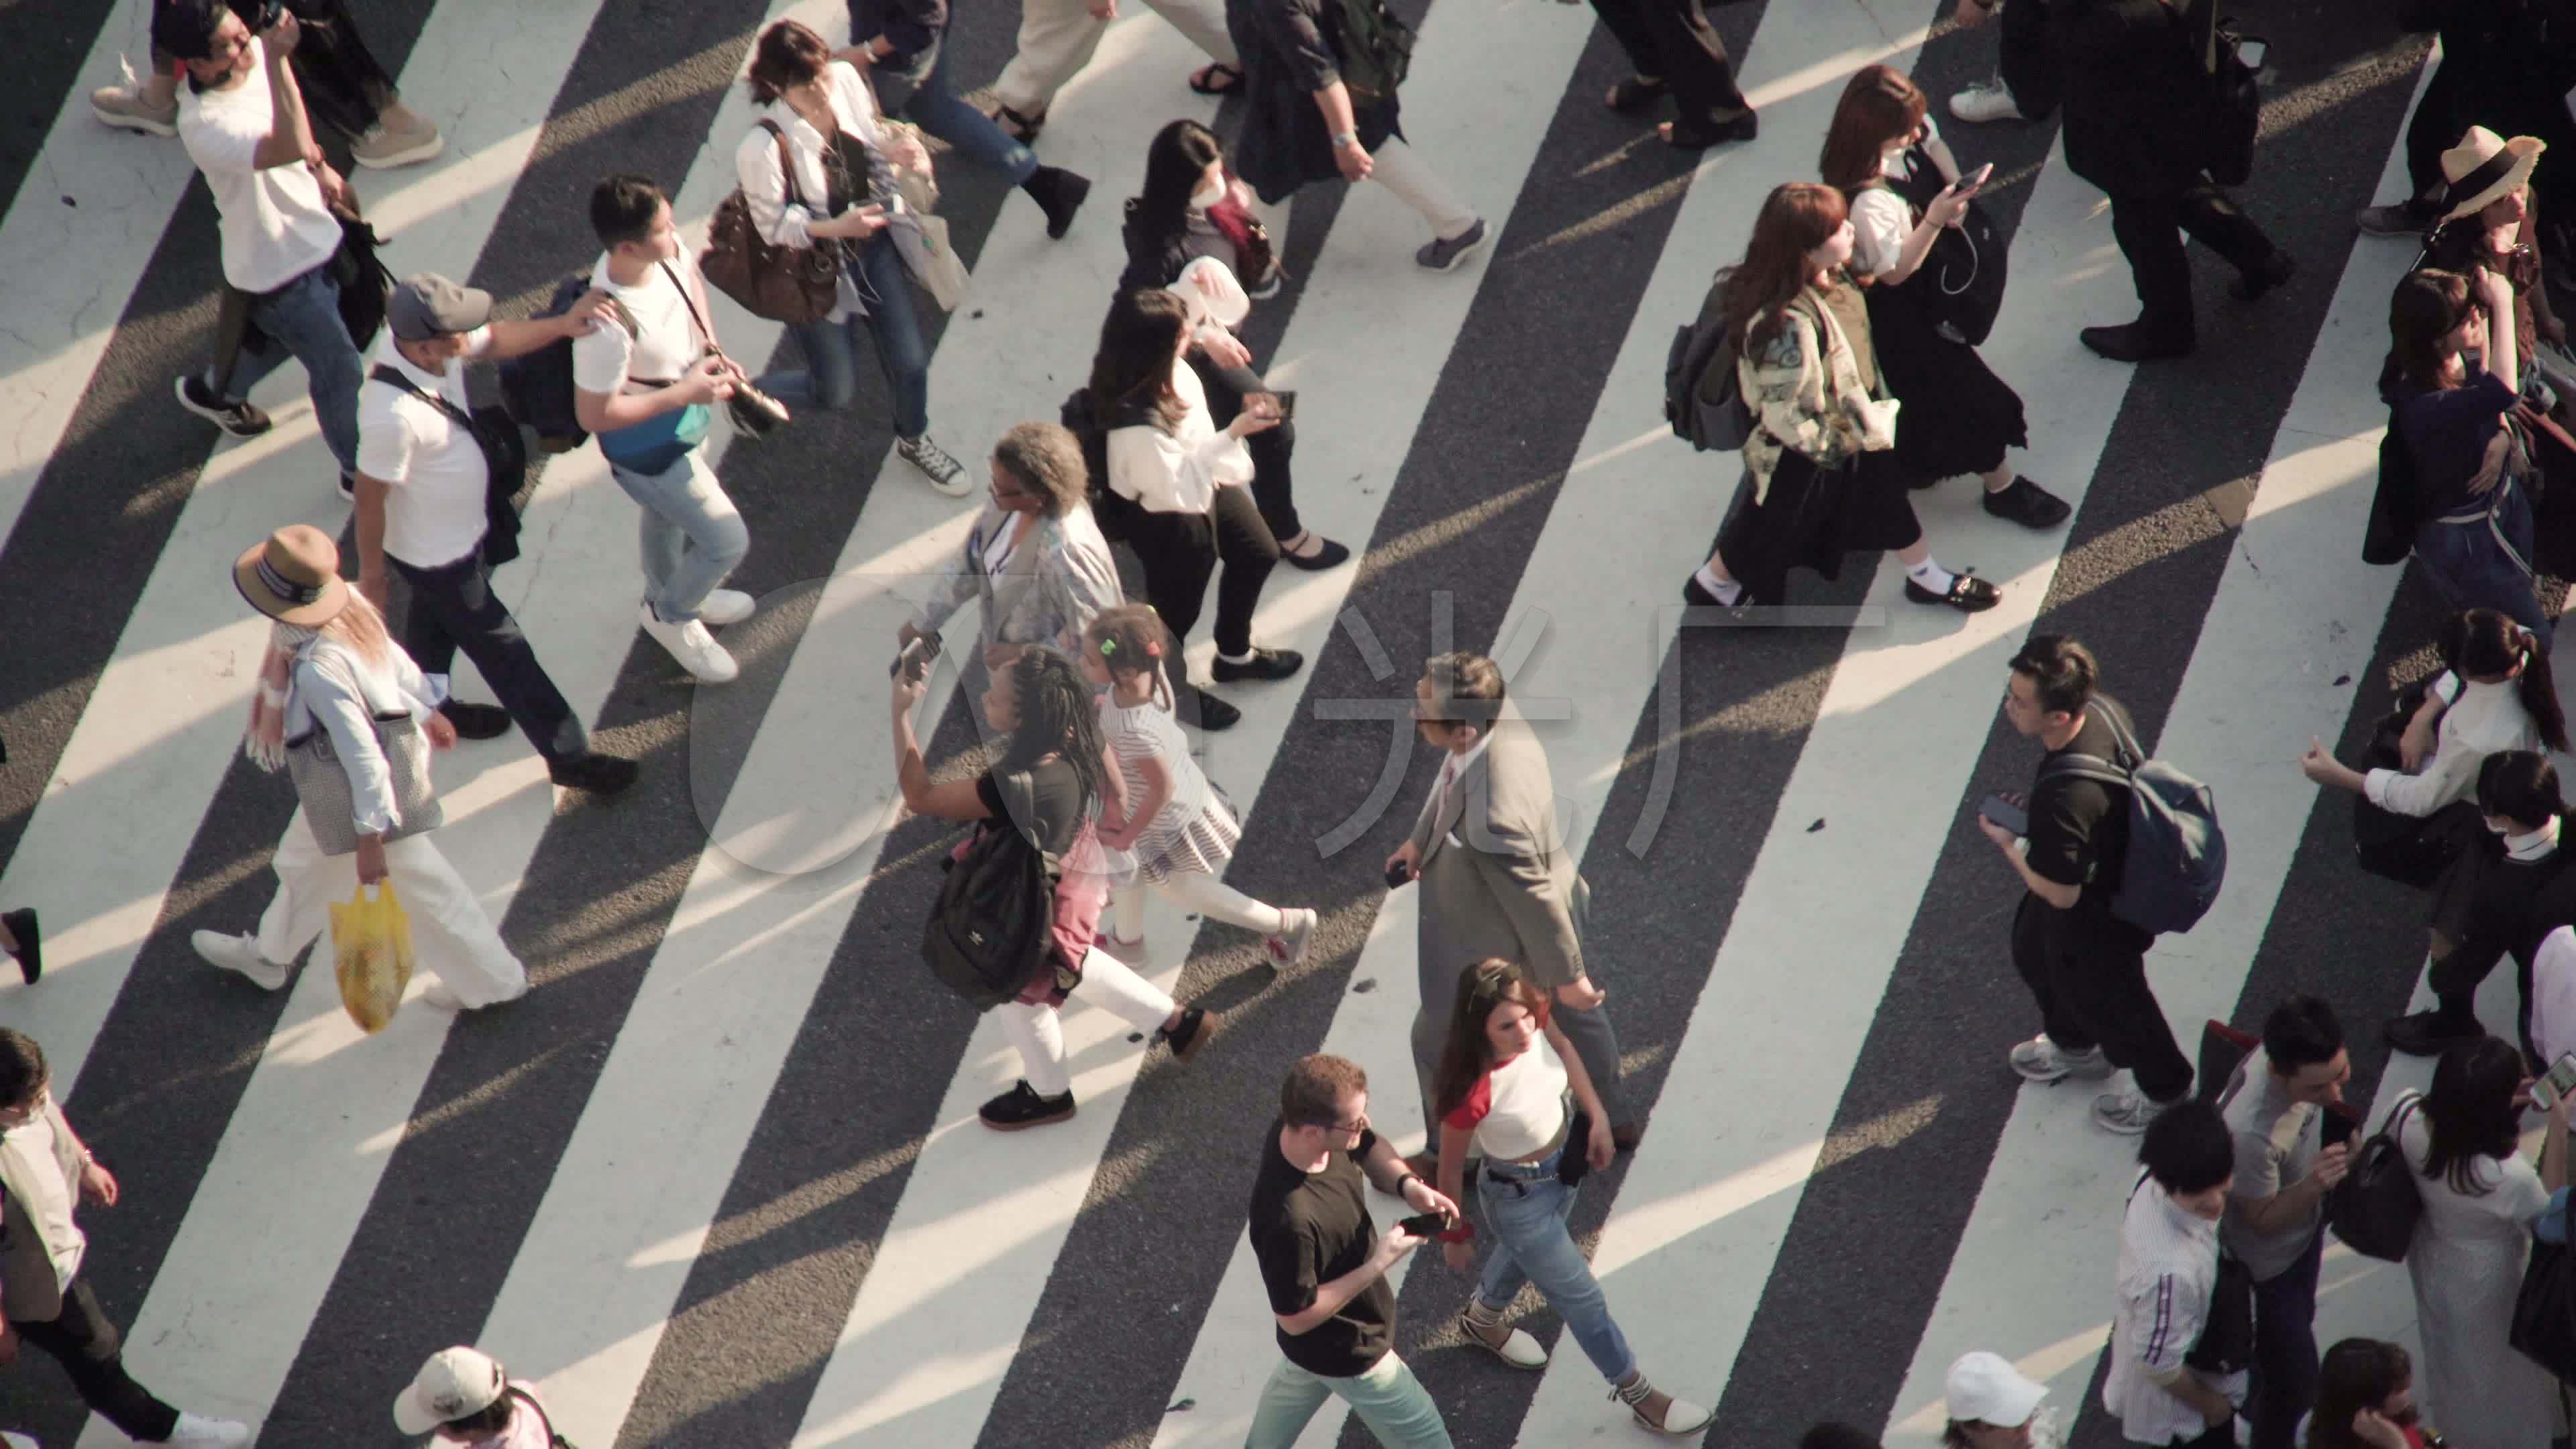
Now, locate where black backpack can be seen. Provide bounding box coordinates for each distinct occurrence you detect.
[366,365,532,569]
[1328,0,1415,107]
[1664,279,1754,452]
[2202,9,2265,188]
[1060,385,1142,542]
[922,772,1060,1011]
[496,273,635,455]
[1880,152,2010,347]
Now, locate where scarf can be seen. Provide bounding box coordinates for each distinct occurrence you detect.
[244,621,321,772]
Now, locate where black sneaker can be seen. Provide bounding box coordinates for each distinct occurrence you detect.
[1902,570,2002,612]
[1980,476,2072,529]
[2386,1008,2484,1057]
[1,909,38,985]
[1210,647,1304,684]
[1155,1006,1219,1062]
[439,700,513,740]
[174,376,272,437]
[979,1080,1076,1131]
[1184,684,1242,732]
[2078,323,2194,364]
[549,751,641,794]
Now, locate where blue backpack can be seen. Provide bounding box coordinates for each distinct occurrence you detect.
[2038,708,2227,935]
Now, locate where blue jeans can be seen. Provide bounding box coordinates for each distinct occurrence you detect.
[754,234,931,439]
[1244,1350,1452,1449]
[608,445,748,625]
[1474,1148,1636,1383]
[2415,474,2551,644]
[210,261,364,476]
[869,36,1040,186]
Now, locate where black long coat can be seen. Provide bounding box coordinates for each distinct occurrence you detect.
[2051,0,2214,197]
[1224,0,1403,204]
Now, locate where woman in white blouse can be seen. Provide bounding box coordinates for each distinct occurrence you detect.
[1818,65,2068,530]
[2302,607,2566,821]
[734,21,965,494]
[1079,288,1299,731]
[2398,1035,2566,1449]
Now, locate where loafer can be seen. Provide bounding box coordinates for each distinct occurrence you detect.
[1210,647,1303,684]
[438,700,513,740]
[1184,684,1242,732]
[2230,250,2295,303]
[2387,1008,2485,1057]
[979,1079,1077,1131]
[1279,535,1351,571]
[2079,323,2194,363]
[1901,571,2001,612]
[1,908,38,985]
[1980,476,2072,529]
[549,751,640,794]
[1664,109,1758,148]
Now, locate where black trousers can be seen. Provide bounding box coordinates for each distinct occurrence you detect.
[16,1276,180,1443]
[1996,0,2059,120]
[1118,486,1279,659]
[2010,892,2192,1102]
[1587,0,1750,126]
[2245,1232,2324,1449]
[1189,353,1302,543]
[2405,60,2460,209]
[2106,182,2278,346]
[388,547,588,765]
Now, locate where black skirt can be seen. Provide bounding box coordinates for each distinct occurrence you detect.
[1868,288,2027,482]
[1717,447,1921,604]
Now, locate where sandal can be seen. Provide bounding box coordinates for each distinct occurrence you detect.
[1605,75,1666,113]
[1188,62,1243,96]
[991,103,1046,142]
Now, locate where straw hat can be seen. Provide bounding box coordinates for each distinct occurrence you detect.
[231,524,350,627]
[2440,126,2545,223]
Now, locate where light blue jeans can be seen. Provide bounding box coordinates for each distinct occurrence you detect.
[608,445,748,625]
[211,260,364,476]
[1474,1147,1636,1383]
[753,233,932,439]
[869,36,1040,186]
[1244,1349,1452,1449]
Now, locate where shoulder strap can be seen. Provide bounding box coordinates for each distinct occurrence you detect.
[756,118,804,211]
[503,1387,566,1446]
[657,258,719,360]
[368,363,475,430]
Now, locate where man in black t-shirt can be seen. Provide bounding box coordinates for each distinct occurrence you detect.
[1982,636,2193,1134]
[1244,1055,1460,1449]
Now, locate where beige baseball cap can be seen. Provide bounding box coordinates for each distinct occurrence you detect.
[393,1346,506,1434]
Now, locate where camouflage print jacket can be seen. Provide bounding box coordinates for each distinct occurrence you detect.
[1737,281,1896,504]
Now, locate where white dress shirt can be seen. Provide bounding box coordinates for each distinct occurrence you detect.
[2365,676,2542,817]
[2102,1175,2247,1447]
[1104,362,1252,515]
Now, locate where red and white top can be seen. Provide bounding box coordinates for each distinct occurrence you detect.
[1442,1009,1571,1161]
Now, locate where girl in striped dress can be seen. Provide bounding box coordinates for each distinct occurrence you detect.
[1080,604,1318,965]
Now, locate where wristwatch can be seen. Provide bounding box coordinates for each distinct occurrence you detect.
[1330,130,1358,150]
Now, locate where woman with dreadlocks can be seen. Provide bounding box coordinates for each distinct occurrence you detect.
[191,525,527,1010]
[892,645,1220,1131]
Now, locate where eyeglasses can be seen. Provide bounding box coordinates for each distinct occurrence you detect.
[1305,1110,1368,1134]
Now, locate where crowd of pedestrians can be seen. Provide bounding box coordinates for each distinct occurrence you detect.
[18,0,2576,1443]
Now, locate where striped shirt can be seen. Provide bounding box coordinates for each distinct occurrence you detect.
[2102,1175,2247,1446]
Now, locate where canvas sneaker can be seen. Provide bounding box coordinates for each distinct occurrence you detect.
[979,1080,1076,1131]
[91,83,178,137]
[169,1411,251,1447]
[1948,79,2025,125]
[352,115,445,169]
[639,603,741,684]
[899,433,972,495]
[193,930,289,991]
[2093,1089,2175,1136]
[2009,1034,2113,1084]
[174,375,272,437]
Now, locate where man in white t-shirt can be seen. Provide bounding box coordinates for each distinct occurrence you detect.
[354,274,639,796]
[572,173,756,684]
[0,1031,249,1446]
[157,0,366,490]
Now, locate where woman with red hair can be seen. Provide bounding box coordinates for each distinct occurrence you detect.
[1681,183,2002,613]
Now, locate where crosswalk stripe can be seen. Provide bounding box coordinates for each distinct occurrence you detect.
[1880,67,2433,1444]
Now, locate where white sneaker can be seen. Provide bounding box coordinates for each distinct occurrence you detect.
[91,83,178,137]
[2008,1034,2112,1084]
[2093,1089,2174,1135]
[352,116,444,168]
[421,978,465,1010]
[169,1411,252,1447]
[193,930,288,991]
[5,1430,38,1448]
[697,588,757,627]
[1265,908,1319,969]
[1948,79,2025,125]
[639,603,739,683]
[1459,1311,1549,1369]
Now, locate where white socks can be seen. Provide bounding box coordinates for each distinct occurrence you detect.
[1693,564,1742,605]
[1905,557,1957,595]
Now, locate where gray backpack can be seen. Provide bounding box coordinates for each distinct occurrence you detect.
[1664,281,1754,452]
[2038,707,2226,935]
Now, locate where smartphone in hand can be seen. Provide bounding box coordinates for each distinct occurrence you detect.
[890,633,942,680]
[1386,860,1416,890]
[1395,1212,1449,1238]
[1962,162,1995,193]
[2533,1051,2576,1110]
[1978,792,2029,837]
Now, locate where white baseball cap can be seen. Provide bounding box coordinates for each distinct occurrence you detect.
[1945,1350,2047,1428]
[393,1346,507,1434]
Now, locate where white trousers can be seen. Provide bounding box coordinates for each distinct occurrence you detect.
[1248,138,1478,242]
[992,0,1236,115]
[1112,867,1285,941]
[998,947,1177,1097]
[256,807,529,1008]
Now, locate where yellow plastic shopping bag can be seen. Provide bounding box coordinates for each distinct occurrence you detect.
[329,881,415,1033]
